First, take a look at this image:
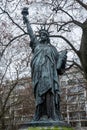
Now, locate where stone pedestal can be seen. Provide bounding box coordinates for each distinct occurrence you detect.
[28,127,73,130]
[19,120,74,130]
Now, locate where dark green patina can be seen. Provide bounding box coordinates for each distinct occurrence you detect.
[22,8,67,122]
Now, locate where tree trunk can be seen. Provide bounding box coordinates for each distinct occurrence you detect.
[0,117,6,130]
[79,20,87,79]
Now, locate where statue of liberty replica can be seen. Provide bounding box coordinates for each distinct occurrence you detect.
[21,8,67,122]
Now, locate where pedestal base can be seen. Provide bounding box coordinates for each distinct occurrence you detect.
[28,126,74,130]
[19,121,74,130]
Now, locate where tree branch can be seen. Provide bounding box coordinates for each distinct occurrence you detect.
[75,0,87,10]
[57,20,82,31]
[50,35,79,55]
[0,81,18,119]
[66,60,83,71]
[0,7,26,33]
[0,33,26,61]
[65,63,74,71]
[73,60,83,71]
[59,8,83,28]
[0,59,12,85]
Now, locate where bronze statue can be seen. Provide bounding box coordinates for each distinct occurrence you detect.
[21,8,67,121]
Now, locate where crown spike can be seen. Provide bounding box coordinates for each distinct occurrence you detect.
[37,24,52,37]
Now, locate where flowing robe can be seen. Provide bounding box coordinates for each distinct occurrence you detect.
[30,42,66,107]
[31,43,66,120]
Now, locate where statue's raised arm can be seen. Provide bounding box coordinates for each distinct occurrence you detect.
[21,8,38,50]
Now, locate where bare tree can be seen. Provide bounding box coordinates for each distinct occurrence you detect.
[0,0,87,128]
[0,67,18,129]
[0,1,31,129]
[47,0,87,80]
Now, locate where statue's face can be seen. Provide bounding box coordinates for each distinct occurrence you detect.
[40,32,47,42]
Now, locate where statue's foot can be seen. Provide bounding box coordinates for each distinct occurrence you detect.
[39,115,48,121]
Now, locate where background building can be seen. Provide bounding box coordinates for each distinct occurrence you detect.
[60,67,87,127]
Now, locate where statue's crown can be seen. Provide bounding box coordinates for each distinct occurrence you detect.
[38,25,52,37]
[39,29,49,36]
